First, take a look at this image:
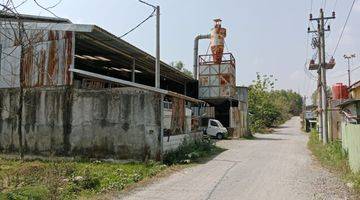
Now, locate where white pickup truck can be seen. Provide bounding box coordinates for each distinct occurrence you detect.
[202,119,228,140]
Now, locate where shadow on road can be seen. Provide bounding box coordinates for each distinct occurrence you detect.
[252,137,285,141]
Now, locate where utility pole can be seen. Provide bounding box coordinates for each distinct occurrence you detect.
[344,54,356,87]
[155,5,160,88]
[139,0,160,88]
[308,9,335,144]
[303,96,307,131]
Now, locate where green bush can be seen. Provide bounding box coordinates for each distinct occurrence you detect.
[163,138,220,165]
[248,73,303,133]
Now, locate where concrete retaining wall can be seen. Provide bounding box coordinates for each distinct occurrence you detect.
[342,123,360,173]
[163,132,203,152]
[0,87,162,160]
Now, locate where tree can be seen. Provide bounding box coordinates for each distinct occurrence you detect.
[248,72,303,133]
[170,61,193,77]
[170,61,184,71]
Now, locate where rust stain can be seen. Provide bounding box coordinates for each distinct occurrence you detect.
[48,30,59,41]
[170,97,185,135]
[21,46,34,87]
[47,34,59,86]
[220,74,230,85]
[31,30,45,44]
[200,77,209,86]
[37,49,46,86]
[65,31,73,85]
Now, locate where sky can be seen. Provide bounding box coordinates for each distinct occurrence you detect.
[10,0,360,103]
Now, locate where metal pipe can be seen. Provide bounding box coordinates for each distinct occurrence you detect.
[132,58,136,82]
[193,34,210,80]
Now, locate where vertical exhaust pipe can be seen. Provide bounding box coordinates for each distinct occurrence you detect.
[193,34,210,80]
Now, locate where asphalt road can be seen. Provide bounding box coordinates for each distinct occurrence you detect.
[119,117,355,200]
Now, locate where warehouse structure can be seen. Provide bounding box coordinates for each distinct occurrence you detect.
[0,13,248,160]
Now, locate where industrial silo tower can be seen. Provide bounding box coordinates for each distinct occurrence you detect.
[198,19,236,100]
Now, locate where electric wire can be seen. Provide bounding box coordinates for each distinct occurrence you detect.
[303,0,319,100]
[332,0,357,56]
[33,0,60,18]
[330,65,360,78]
[119,8,156,39]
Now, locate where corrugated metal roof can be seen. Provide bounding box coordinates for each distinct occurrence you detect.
[0,12,71,23]
[336,99,360,108]
[0,13,195,84]
[78,25,194,83]
[349,80,360,91]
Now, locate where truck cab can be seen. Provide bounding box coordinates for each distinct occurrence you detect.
[203,119,228,140]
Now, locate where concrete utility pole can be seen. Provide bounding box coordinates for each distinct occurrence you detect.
[317,29,324,141]
[308,9,335,144]
[155,5,160,88]
[344,54,356,87]
[139,0,160,88]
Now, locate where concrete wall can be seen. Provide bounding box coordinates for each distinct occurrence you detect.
[342,123,360,173]
[0,87,162,160]
[163,132,203,152]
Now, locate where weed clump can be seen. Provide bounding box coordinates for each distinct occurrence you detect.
[308,130,360,193]
[163,138,224,165]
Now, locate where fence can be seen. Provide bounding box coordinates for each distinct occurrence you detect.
[342,123,360,173]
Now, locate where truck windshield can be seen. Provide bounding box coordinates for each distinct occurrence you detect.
[212,120,223,127]
[210,121,218,127]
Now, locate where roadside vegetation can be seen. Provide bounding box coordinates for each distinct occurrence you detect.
[308,130,360,192]
[163,138,224,165]
[0,139,221,199]
[0,159,166,199]
[248,73,303,133]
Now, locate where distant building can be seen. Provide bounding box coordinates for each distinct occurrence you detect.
[337,80,360,124]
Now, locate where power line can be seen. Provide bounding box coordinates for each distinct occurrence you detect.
[33,0,60,18]
[120,8,156,39]
[332,0,357,56]
[331,65,360,78]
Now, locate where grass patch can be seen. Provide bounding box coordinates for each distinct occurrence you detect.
[0,159,166,199]
[308,130,360,192]
[163,138,225,165]
[0,138,222,199]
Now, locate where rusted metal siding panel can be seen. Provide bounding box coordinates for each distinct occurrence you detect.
[351,87,360,99]
[198,63,236,99]
[170,97,185,135]
[229,104,248,138]
[0,28,74,88]
[0,46,21,88]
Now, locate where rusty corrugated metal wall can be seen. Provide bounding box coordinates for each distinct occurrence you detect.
[170,97,185,135]
[0,26,75,88]
[229,87,249,138]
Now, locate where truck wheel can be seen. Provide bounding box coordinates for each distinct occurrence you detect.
[216,133,223,140]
